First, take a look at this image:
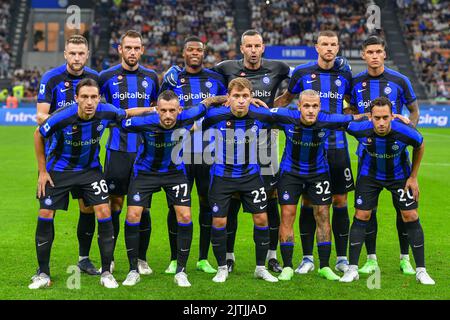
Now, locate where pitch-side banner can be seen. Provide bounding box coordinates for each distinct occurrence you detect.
[0,106,450,127]
[264,46,318,60]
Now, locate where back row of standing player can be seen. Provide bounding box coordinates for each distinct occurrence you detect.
[31,28,433,288]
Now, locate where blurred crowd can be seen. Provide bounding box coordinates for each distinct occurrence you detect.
[399,0,449,100]
[0,0,11,79]
[250,0,375,50]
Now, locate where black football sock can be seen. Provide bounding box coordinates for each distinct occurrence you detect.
[167,206,178,261]
[226,198,240,255]
[36,217,54,276]
[97,217,115,274]
[267,198,280,252]
[364,209,378,255]
[405,219,425,268]
[211,226,227,267]
[299,206,316,256]
[317,242,332,269]
[332,206,350,258]
[199,204,212,260]
[254,225,270,266]
[280,242,294,268]
[111,210,121,259]
[124,220,140,271]
[176,222,193,273]
[77,211,95,258]
[396,208,410,256]
[138,209,151,261]
[349,217,368,266]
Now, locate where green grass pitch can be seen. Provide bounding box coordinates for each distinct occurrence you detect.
[0,126,448,300]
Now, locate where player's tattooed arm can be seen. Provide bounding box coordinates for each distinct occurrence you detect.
[405,141,425,201]
[125,107,155,117]
[273,90,296,107]
[34,128,54,197]
[36,102,51,125]
[201,95,228,107]
[406,101,419,127]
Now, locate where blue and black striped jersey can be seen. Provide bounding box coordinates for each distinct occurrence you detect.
[39,103,126,172]
[347,120,423,181]
[37,64,99,114]
[99,64,159,153]
[350,67,416,114]
[288,61,352,150]
[121,105,207,174]
[270,108,354,176]
[202,105,273,178]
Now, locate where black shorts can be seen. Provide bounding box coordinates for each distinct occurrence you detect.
[127,170,191,208]
[261,172,279,194]
[277,171,332,206]
[185,161,210,199]
[38,169,109,211]
[354,175,418,211]
[208,174,268,217]
[104,149,137,196]
[326,148,355,194]
[37,171,83,200]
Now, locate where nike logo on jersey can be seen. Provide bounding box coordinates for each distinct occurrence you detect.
[176,84,186,88]
[66,131,79,135]
[357,88,366,93]
[60,88,70,93]
[269,181,277,186]
[345,184,353,189]
[259,205,267,210]
[112,81,123,86]
[405,201,415,207]
[321,197,331,201]
[288,129,300,134]
[306,80,316,84]
[180,199,190,203]
[101,196,109,200]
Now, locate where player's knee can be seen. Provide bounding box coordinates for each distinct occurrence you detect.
[355,209,371,221]
[39,209,54,219]
[314,206,330,224]
[253,213,268,227]
[94,204,111,219]
[212,217,227,229]
[401,209,418,222]
[332,194,347,207]
[177,212,192,224]
[126,207,142,223]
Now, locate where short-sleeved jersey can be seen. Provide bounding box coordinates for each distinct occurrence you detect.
[122,105,207,174]
[270,108,354,176]
[202,105,274,178]
[347,120,423,181]
[160,68,227,109]
[39,103,126,172]
[99,64,159,153]
[350,67,417,114]
[213,58,290,106]
[288,61,352,150]
[37,64,99,114]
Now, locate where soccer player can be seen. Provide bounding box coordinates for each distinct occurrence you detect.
[203,77,278,283]
[36,34,100,275]
[99,30,159,274]
[340,97,434,285]
[349,35,420,275]
[274,30,353,274]
[159,36,227,275]
[120,90,212,287]
[271,90,363,281]
[29,79,153,289]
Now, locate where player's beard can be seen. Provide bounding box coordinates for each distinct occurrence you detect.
[68,62,84,73]
[187,56,203,69]
[123,56,139,68]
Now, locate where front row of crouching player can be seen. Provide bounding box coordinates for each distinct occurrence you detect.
[29,78,434,289]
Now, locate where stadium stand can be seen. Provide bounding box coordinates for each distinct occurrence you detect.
[0,0,12,79]
[398,0,449,101]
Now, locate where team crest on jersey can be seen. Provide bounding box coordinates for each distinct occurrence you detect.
[44,197,52,206]
[283,192,290,201]
[97,124,104,132]
[392,144,399,151]
[212,204,219,213]
[262,76,270,85]
[133,193,141,202]
[64,82,70,87]
[109,183,115,190]
[356,197,363,205]
[226,121,232,127]
[39,84,46,95]
[205,81,212,88]
[311,74,316,79]
[367,137,372,144]
[180,78,186,83]
[335,79,342,87]
[72,125,78,130]
[384,86,392,95]
[118,75,123,81]
[362,82,367,87]
[318,131,325,138]
[142,80,148,88]
[251,125,258,132]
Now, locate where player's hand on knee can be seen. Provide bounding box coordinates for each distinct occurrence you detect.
[37,171,54,198]
[163,65,182,87]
